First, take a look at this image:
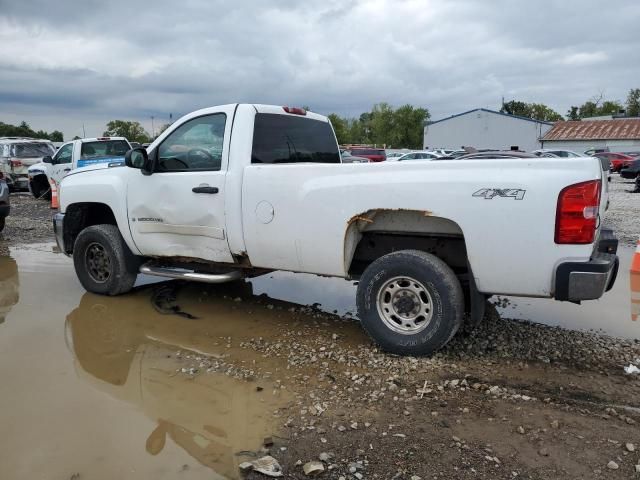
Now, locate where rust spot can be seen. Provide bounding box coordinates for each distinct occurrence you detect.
[423,210,433,216]
[353,216,374,224]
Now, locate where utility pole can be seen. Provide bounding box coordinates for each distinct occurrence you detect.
[82,124,86,137]
[151,116,155,138]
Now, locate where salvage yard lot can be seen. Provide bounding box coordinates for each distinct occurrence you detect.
[0,175,639,480]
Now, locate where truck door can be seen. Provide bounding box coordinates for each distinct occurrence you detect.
[126,108,234,263]
[50,142,74,186]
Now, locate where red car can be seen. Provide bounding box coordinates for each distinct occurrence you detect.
[594,152,638,172]
[349,148,386,162]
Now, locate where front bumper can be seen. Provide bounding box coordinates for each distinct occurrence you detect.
[53,213,69,256]
[554,229,619,302]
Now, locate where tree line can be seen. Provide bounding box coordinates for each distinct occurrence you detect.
[501,88,640,122]
[328,103,429,148]
[5,88,640,148]
[0,121,63,142]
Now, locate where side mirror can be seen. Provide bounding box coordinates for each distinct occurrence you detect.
[125,147,152,174]
[42,156,53,164]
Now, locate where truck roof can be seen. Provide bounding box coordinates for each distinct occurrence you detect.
[74,137,128,143]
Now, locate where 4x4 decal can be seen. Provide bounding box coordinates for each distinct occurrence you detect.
[473,188,526,200]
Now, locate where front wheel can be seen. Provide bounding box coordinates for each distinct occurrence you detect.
[73,224,140,295]
[356,250,464,356]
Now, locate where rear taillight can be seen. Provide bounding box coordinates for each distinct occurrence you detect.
[9,158,22,167]
[283,106,307,115]
[555,180,601,244]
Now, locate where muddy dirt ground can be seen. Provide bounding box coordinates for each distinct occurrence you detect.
[0,177,639,480]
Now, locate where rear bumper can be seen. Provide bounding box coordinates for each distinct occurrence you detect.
[7,174,29,190]
[554,229,619,302]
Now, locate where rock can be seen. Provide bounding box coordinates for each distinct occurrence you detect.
[319,452,330,462]
[517,426,525,435]
[626,443,635,452]
[635,464,640,473]
[538,448,549,457]
[263,436,274,447]
[411,476,422,480]
[607,461,619,470]
[337,425,346,432]
[550,420,559,429]
[354,473,363,480]
[239,461,253,472]
[462,407,470,414]
[303,461,325,476]
[243,456,283,477]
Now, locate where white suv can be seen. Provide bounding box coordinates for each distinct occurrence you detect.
[0,137,56,191]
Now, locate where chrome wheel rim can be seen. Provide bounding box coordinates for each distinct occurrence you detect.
[85,242,111,283]
[376,276,433,335]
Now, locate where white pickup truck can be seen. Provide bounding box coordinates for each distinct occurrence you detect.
[27,137,130,198]
[53,104,619,355]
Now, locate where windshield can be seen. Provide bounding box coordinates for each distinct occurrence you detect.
[80,140,130,159]
[10,143,55,158]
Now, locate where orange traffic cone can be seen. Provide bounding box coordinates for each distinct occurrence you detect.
[632,239,640,321]
[50,178,59,209]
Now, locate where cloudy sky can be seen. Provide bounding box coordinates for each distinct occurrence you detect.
[1,0,639,139]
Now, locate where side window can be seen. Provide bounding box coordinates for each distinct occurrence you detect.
[54,144,73,164]
[156,114,226,172]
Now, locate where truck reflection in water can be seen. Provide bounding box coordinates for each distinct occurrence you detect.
[0,256,19,325]
[65,285,288,479]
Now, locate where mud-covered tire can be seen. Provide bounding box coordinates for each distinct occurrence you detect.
[0,216,4,232]
[73,224,140,296]
[356,250,464,356]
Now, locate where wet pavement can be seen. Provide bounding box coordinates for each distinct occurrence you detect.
[0,243,638,479]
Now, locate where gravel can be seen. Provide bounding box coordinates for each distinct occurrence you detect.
[0,193,53,248]
[603,175,640,247]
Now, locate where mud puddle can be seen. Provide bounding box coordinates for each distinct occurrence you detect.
[0,244,327,480]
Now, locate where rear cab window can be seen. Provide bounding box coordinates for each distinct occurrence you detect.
[251,114,340,164]
[79,140,130,167]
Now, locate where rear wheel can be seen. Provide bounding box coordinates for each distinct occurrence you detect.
[356,250,464,356]
[73,224,140,295]
[0,216,5,232]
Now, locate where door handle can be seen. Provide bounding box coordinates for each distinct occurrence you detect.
[192,186,219,194]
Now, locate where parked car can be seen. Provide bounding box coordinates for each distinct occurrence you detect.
[0,138,56,191]
[457,151,539,160]
[532,149,582,158]
[28,137,131,198]
[620,159,640,180]
[0,174,9,232]
[348,147,386,162]
[385,151,409,160]
[395,151,442,161]
[54,103,618,356]
[584,147,609,156]
[340,150,369,163]
[594,152,637,173]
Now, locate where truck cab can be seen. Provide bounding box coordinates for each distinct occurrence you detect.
[28,137,130,198]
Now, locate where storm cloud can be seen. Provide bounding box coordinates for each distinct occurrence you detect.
[1,0,639,139]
